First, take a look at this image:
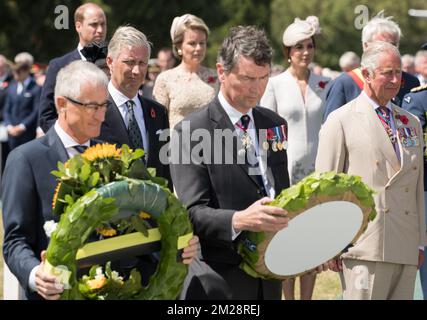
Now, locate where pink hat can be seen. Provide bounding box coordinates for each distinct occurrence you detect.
[282,16,321,47]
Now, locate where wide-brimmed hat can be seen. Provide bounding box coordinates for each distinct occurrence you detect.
[282,16,321,47]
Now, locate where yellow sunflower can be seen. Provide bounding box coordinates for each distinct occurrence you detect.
[82,143,121,162]
[52,182,62,210]
[96,227,117,237]
[139,211,151,219]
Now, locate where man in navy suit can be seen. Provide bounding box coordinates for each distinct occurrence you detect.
[38,2,107,133]
[0,54,12,172]
[98,26,172,190]
[2,60,110,300]
[3,61,41,150]
[323,12,419,122]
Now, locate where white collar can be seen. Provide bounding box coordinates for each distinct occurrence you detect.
[218,91,254,127]
[54,121,90,149]
[108,81,139,108]
[77,43,87,61]
[361,91,392,112]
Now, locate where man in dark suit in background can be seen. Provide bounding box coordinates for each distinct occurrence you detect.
[38,2,107,132]
[170,26,290,300]
[98,26,172,190]
[3,61,41,150]
[0,54,12,172]
[2,60,110,300]
[323,12,419,122]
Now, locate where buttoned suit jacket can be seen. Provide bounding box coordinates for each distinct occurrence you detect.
[3,77,41,149]
[98,94,172,190]
[316,94,427,266]
[38,50,81,133]
[170,97,290,299]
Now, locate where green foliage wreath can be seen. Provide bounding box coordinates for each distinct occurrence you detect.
[238,172,377,280]
[45,144,192,300]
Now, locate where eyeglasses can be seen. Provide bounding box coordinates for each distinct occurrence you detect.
[64,96,109,113]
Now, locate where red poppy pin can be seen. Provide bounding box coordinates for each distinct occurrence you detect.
[318,81,328,89]
[207,76,217,84]
[1,81,8,89]
[150,107,156,119]
[396,114,409,125]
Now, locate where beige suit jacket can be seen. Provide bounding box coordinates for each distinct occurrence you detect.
[316,93,427,266]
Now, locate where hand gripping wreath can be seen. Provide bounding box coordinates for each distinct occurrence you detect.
[44,144,193,300]
[238,172,377,280]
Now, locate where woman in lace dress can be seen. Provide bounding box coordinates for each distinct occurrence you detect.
[260,16,330,301]
[153,14,218,129]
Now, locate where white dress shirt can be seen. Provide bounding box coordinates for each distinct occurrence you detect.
[108,82,149,154]
[77,43,87,61]
[218,91,274,240]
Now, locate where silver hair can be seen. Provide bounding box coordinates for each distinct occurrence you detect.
[339,51,360,69]
[108,26,152,60]
[402,54,415,65]
[218,25,272,73]
[361,11,401,47]
[415,50,427,65]
[361,41,401,75]
[55,60,108,101]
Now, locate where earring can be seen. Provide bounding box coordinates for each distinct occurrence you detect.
[287,58,291,63]
[178,49,182,56]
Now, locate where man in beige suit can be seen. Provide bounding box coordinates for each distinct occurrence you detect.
[316,41,427,299]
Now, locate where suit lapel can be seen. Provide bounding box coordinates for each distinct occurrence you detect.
[355,95,400,173]
[107,95,130,145]
[140,96,155,162]
[44,127,69,166]
[208,98,262,189]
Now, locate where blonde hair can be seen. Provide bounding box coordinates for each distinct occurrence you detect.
[108,26,152,60]
[170,14,209,58]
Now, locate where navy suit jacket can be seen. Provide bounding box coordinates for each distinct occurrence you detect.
[170,97,290,299]
[3,77,41,148]
[0,73,13,122]
[39,50,81,133]
[402,87,427,191]
[1,128,69,299]
[98,95,172,190]
[323,70,420,122]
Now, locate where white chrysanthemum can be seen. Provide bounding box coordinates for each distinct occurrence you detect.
[43,220,58,238]
[95,266,104,279]
[111,271,124,282]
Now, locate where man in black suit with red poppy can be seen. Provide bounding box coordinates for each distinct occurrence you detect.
[170,26,290,300]
[39,3,107,133]
[97,26,172,190]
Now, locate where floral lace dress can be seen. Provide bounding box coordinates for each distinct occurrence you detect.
[153,65,218,129]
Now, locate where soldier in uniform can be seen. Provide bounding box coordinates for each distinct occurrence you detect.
[402,84,427,299]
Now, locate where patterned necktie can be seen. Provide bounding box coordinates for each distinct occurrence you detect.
[376,106,399,159]
[239,115,267,196]
[126,100,144,150]
[73,145,88,154]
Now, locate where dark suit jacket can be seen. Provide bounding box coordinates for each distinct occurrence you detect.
[3,77,41,149]
[38,50,81,133]
[323,70,420,122]
[0,73,13,122]
[402,87,427,192]
[98,94,172,190]
[1,128,69,299]
[170,97,290,299]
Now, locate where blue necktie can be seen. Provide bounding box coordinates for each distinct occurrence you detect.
[73,145,88,154]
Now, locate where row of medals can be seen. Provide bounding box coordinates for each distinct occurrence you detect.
[262,139,288,152]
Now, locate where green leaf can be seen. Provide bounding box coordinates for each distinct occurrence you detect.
[79,163,91,182]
